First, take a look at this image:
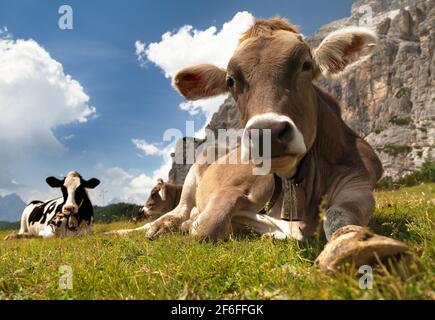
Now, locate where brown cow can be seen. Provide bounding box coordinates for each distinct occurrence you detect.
[133,178,182,222]
[111,18,410,272]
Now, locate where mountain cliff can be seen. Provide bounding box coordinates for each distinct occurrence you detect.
[169,0,434,184]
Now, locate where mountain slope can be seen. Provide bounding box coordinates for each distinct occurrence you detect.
[0,193,26,222]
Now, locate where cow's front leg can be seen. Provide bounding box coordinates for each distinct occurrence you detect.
[146,205,191,239]
[4,232,35,240]
[189,189,245,241]
[323,178,377,240]
[107,204,192,238]
[105,222,152,236]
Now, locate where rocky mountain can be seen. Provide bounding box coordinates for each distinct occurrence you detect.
[169,0,434,184]
[169,137,205,184]
[0,193,26,222]
[309,0,434,178]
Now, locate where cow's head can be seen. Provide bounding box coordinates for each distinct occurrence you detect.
[173,18,377,175]
[46,171,100,214]
[135,178,170,221]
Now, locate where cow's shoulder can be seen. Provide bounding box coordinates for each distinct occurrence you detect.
[355,136,384,183]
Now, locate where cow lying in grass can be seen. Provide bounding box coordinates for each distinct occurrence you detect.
[110,18,411,273]
[5,171,100,240]
[133,178,182,222]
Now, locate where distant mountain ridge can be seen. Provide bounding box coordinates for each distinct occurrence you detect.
[0,193,26,222]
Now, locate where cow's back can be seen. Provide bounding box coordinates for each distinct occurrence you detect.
[21,198,64,236]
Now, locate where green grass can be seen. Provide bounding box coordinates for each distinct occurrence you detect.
[378,145,412,157]
[389,116,412,126]
[0,184,433,300]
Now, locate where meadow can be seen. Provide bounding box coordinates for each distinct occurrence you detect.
[0,183,433,300]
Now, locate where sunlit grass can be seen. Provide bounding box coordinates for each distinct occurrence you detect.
[0,184,433,300]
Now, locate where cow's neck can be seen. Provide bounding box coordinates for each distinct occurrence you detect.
[76,195,94,223]
[313,86,350,164]
[278,86,352,233]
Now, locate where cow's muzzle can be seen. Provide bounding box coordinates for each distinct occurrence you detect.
[134,207,151,223]
[241,113,306,173]
[63,204,78,214]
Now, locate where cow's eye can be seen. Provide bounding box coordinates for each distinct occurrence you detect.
[226,76,235,88]
[302,61,313,72]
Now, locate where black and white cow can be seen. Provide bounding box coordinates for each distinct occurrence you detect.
[5,171,100,239]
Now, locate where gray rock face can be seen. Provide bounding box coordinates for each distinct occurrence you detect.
[168,137,205,185]
[313,0,435,178]
[168,0,434,183]
[206,96,241,137]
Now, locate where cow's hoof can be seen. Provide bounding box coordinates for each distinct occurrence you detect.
[146,218,180,240]
[315,225,412,275]
[146,228,160,240]
[146,223,169,240]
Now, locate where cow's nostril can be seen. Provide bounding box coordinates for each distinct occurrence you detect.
[273,122,293,142]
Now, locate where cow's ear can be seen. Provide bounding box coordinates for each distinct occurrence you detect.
[82,178,100,189]
[157,180,167,201]
[313,27,377,77]
[173,64,228,100]
[46,177,64,188]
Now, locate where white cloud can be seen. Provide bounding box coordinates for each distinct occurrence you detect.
[129,13,254,186]
[0,34,96,190]
[122,173,155,204]
[116,138,175,204]
[179,94,228,119]
[136,11,254,126]
[132,138,170,157]
[134,40,147,67]
[62,134,76,141]
[122,155,173,204]
[90,165,146,205]
[0,26,10,39]
[101,166,133,187]
[92,138,176,205]
[131,138,174,178]
[152,158,173,181]
[94,161,173,205]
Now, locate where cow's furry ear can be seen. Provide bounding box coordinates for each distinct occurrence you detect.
[313,27,377,77]
[82,178,100,189]
[158,183,167,201]
[46,177,64,188]
[173,64,228,100]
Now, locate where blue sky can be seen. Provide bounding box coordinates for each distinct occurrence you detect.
[0,0,354,204]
